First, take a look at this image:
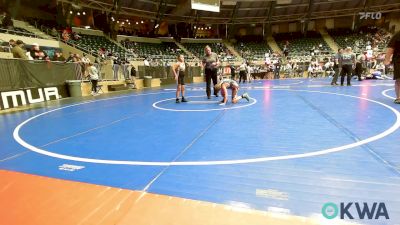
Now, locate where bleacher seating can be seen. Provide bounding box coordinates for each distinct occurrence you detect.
[123,42,178,57]
[234,41,273,60]
[68,34,127,56]
[328,27,389,54]
[0,27,41,39]
[275,31,332,56]
[183,43,228,57]
[182,42,236,62]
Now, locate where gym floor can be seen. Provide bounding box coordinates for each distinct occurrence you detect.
[1,78,399,225]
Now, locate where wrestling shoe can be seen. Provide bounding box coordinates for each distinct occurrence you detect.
[242,92,250,102]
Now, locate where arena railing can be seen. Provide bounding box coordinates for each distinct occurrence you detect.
[137,65,202,79]
[0,28,41,39]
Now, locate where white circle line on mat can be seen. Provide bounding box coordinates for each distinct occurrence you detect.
[13,89,400,166]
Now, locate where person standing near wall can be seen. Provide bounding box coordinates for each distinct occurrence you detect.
[112,53,121,80]
[385,31,400,104]
[87,62,99,96]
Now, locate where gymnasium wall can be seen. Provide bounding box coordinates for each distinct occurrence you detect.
[386,13,400,33]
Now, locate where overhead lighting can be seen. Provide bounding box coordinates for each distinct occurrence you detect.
[126,19,129,22]
[155,24,159,28]
[82,12,86,15]
[70,11,73,14]
[209,26,211,29]
[141,21,144,23]
[194,26,196,29]
[85,26,90,29]
[77,12,80,16]
[128,22,131,25]
[122,22,125,25]
[136,22,139,25]
[117,21,119,23]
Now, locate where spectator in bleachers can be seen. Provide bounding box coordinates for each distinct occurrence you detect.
[1,12,13,30]
[62,30,70,42]
[292,62,302,77]
[51,27,58,37]
[144,57,150,67]
[52,51,65,62]
[72,32,81,41]
[283,44,289,57]
[73,53,81,63]
[30,43,48,60]
[2,39,15,52]
[11,40,28,60]
[285,62,293,74]
[65,52,74,63]
[308,63,317,78]
[25,51,33,60]
[325,62,335,78]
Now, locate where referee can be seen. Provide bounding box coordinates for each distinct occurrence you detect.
[202,45,220,99]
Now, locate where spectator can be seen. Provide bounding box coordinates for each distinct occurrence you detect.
[11,40,28,60]
[87,62,99,96]
[52,51,65,61]
[1,12,13,30]
[30,43,48,60]
[51,27,58,37]
[65,52,74,63]
[62,30,70,42]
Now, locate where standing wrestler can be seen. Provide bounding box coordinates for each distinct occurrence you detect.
[173,54,188,103]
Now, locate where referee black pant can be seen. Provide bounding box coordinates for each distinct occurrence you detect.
[205,69,218,97]
[340,64,353,85]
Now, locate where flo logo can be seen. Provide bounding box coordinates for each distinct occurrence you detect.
[359,12,382,20]
[322,202,389,220]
